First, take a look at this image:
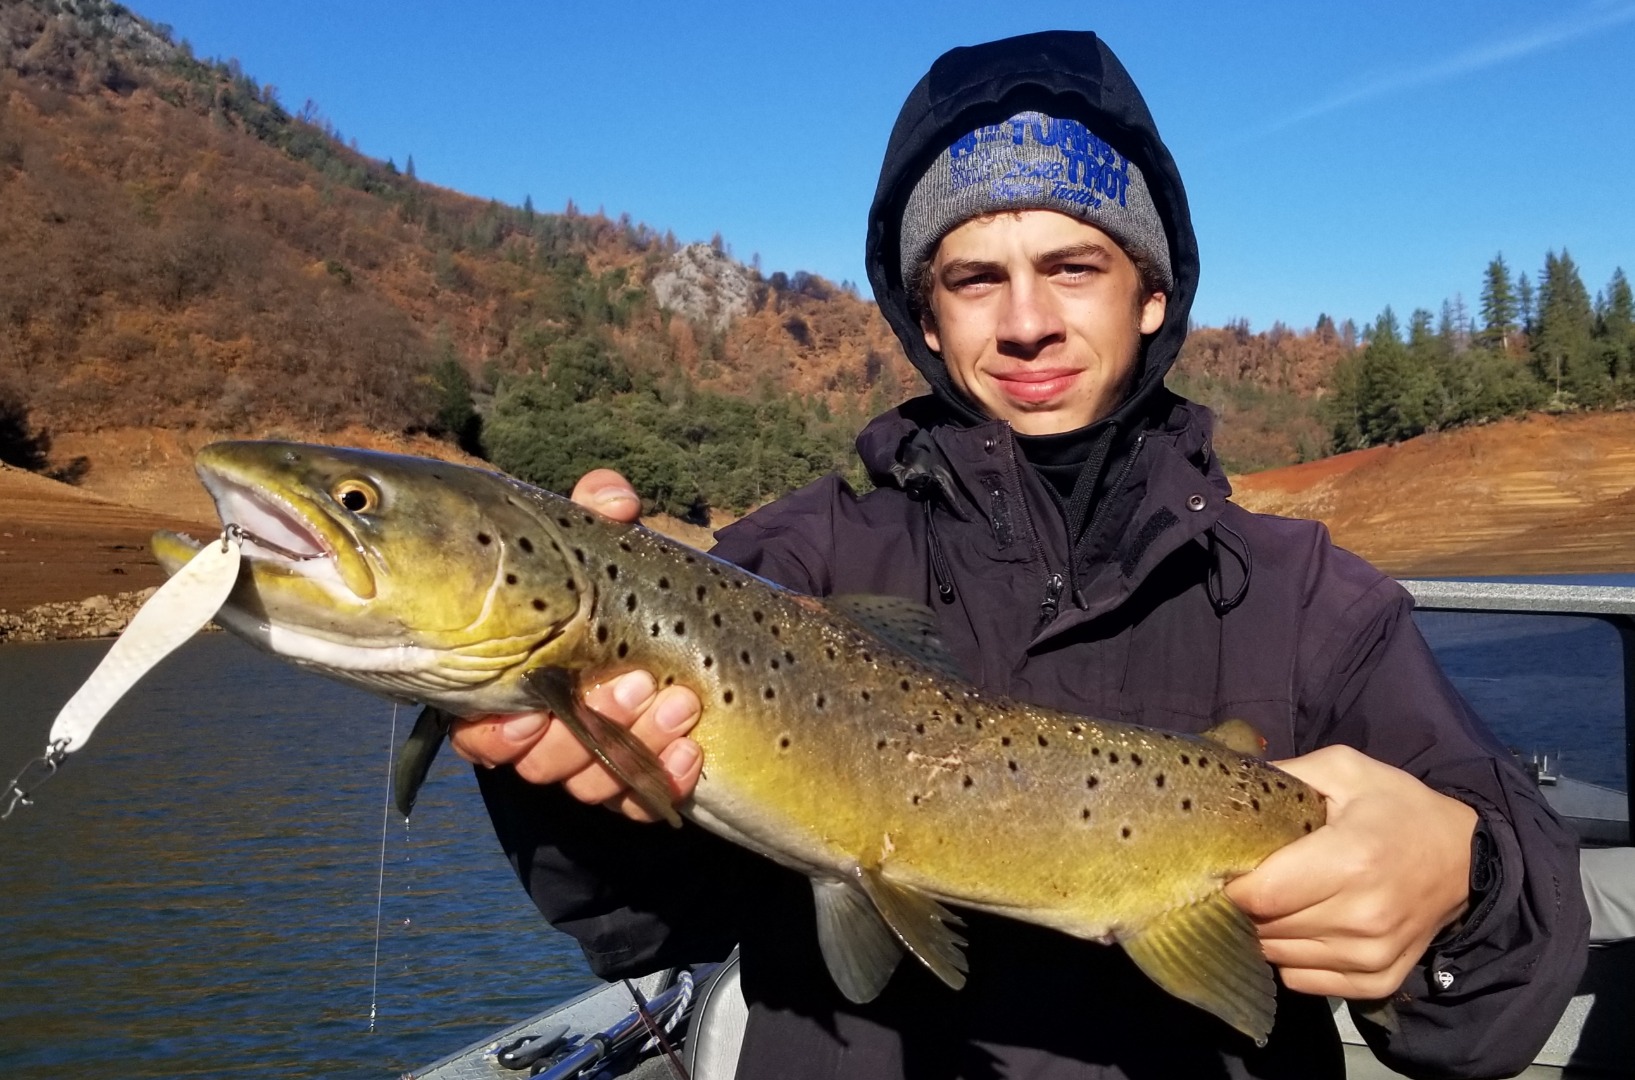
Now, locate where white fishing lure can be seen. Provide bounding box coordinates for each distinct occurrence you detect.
[47,530,243,753]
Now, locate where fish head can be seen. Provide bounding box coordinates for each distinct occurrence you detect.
[152,441,587,707]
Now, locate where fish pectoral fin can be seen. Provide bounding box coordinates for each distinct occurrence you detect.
[1118,890,1277,1047]
[854,865,969,991]
[393,705,455,818]
[522,668,683,828]
[828,595,967,681]
[811,879,904,1003]
[1200,718,1267,758]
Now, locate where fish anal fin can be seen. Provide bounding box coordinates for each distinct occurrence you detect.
[393,705,454,818]
[522,668,683,828]
[1119,889,1276,1046]
[828,595,966,681]
[1201,718,1267,758]
[854,865,969,991]
[811,879,904,1003]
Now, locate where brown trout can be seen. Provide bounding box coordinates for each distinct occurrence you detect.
[152,440,1325,1044]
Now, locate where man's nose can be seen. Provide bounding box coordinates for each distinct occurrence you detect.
[996,275,1066,355]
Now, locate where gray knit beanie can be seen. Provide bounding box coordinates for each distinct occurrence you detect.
[900,111,1172,297]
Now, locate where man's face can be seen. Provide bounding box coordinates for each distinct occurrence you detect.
[920,210,1167,435]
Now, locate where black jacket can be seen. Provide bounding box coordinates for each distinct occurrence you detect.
[477,31,1588,1079]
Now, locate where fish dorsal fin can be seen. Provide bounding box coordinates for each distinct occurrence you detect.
[829,595,966,681]
[854,864,969,991]
[521,668,683,827]
[811,879,904,1003]
[1200,718,1267,758]
[393,705,455,818]
[1118,889,1276,1046]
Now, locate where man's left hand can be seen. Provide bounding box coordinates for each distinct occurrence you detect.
[1223,744,1478,1000]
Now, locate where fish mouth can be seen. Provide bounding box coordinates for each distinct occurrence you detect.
[192,466,376,599]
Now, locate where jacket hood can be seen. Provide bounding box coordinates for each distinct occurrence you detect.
[865,31,1199,432]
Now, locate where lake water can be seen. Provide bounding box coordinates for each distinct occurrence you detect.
[0,634,600,1079]
[0,575,1629,1078]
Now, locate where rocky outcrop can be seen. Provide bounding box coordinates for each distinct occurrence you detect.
[650,243,756,332]
[0,587,159,643]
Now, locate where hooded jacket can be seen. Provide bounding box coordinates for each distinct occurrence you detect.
[477,31,1588,1080]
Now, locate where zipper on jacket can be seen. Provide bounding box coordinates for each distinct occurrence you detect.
[1070,432,1146,606]
[994,432,1070,632]
[1039,572,1065,626]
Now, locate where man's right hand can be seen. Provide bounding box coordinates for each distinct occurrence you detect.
[446,469,705,823]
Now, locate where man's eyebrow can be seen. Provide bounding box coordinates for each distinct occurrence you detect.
[937,258,1002,280]
[1037,241,1114,263]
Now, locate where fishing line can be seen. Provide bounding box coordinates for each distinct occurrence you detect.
[369,701,399,1032]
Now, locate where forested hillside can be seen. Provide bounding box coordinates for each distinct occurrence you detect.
[1,0,1629,518]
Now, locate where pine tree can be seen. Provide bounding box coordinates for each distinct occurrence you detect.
[1597,268,1634,393]
[1479,255,1517,352]
[1534,250,1600,404]
[405,154,416,180]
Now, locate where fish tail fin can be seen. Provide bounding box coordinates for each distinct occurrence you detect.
[1119,890,1277,1046]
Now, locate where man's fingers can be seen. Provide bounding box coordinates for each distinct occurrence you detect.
[572,469,641,522]
[1224,829,1344,921]
[449,711,553,768]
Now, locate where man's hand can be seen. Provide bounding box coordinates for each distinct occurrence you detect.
[447,470,705,823]
[1223,745,1478,1000]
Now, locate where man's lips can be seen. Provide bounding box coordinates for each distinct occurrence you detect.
[991,369,1081,404]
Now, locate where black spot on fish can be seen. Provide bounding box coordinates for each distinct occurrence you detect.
[752,611,764,623]
[1069,724,1082,735]
[974,719,984,730]
[1181,798,1192,811]
[1037,734,1049,747]
[963,775,973,788]
[1087,776,1099,789]
[1180,754,1190,765]
[708,566,720,576]
[862,651,873,663]
[876,738,887,750]
[606,564,618,580]
[815,694,825,709]
[663,675,674,686]
[617,642,629,659]
[573,548,586,565]
[1081,808,1091,821]
[1155,774,1165,788]
[914,722,925,735]
[770,625,781,638]
[784,651,795,664]
[764,687,776,700]
[1198,756,1209,769]
[582,514,594,525]
[1001,736,1011,747]
[779,735,791,750]
[1251,797,1262,812]
[658,577,670,590]
[626,594,638,612]
[1303,821,1313,833]
[696,585,707,602]
[739,650,751,665]
[1220,763,1230,775]
[519,537,534,553]
[650,623,660,637]
[861,690,872,702]
[674,621,686,636]
[1091,747,1100,756]
[770,659,780,670]
[1262,781,1272,794]
[1296,791,1306,803]
[1276,780,1288,790]
[703,656,714,669]
[532,599,546,611]
[826,647,836,660]
[1008,760,1018,771]
[712,612,723,628]
[1131,753,1142,766]
[685,555,696,564]
[901,679,911,692]
[1108,752,1120,765]
[506,573,518,585]
[1121,826,1132,839]
[619,540,632,552]
[723,690,735,704]
[912,794,923,806]
[556,516,572,528]
[477,532,492,545]
[596,625,609,644]
[954,713,964,725]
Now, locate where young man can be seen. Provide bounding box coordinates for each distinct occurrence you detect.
[453,31,1588,1078]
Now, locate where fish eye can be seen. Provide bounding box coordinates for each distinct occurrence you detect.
[332,480,379,514]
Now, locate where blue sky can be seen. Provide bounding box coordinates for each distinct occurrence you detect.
[128,0,1635,332]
